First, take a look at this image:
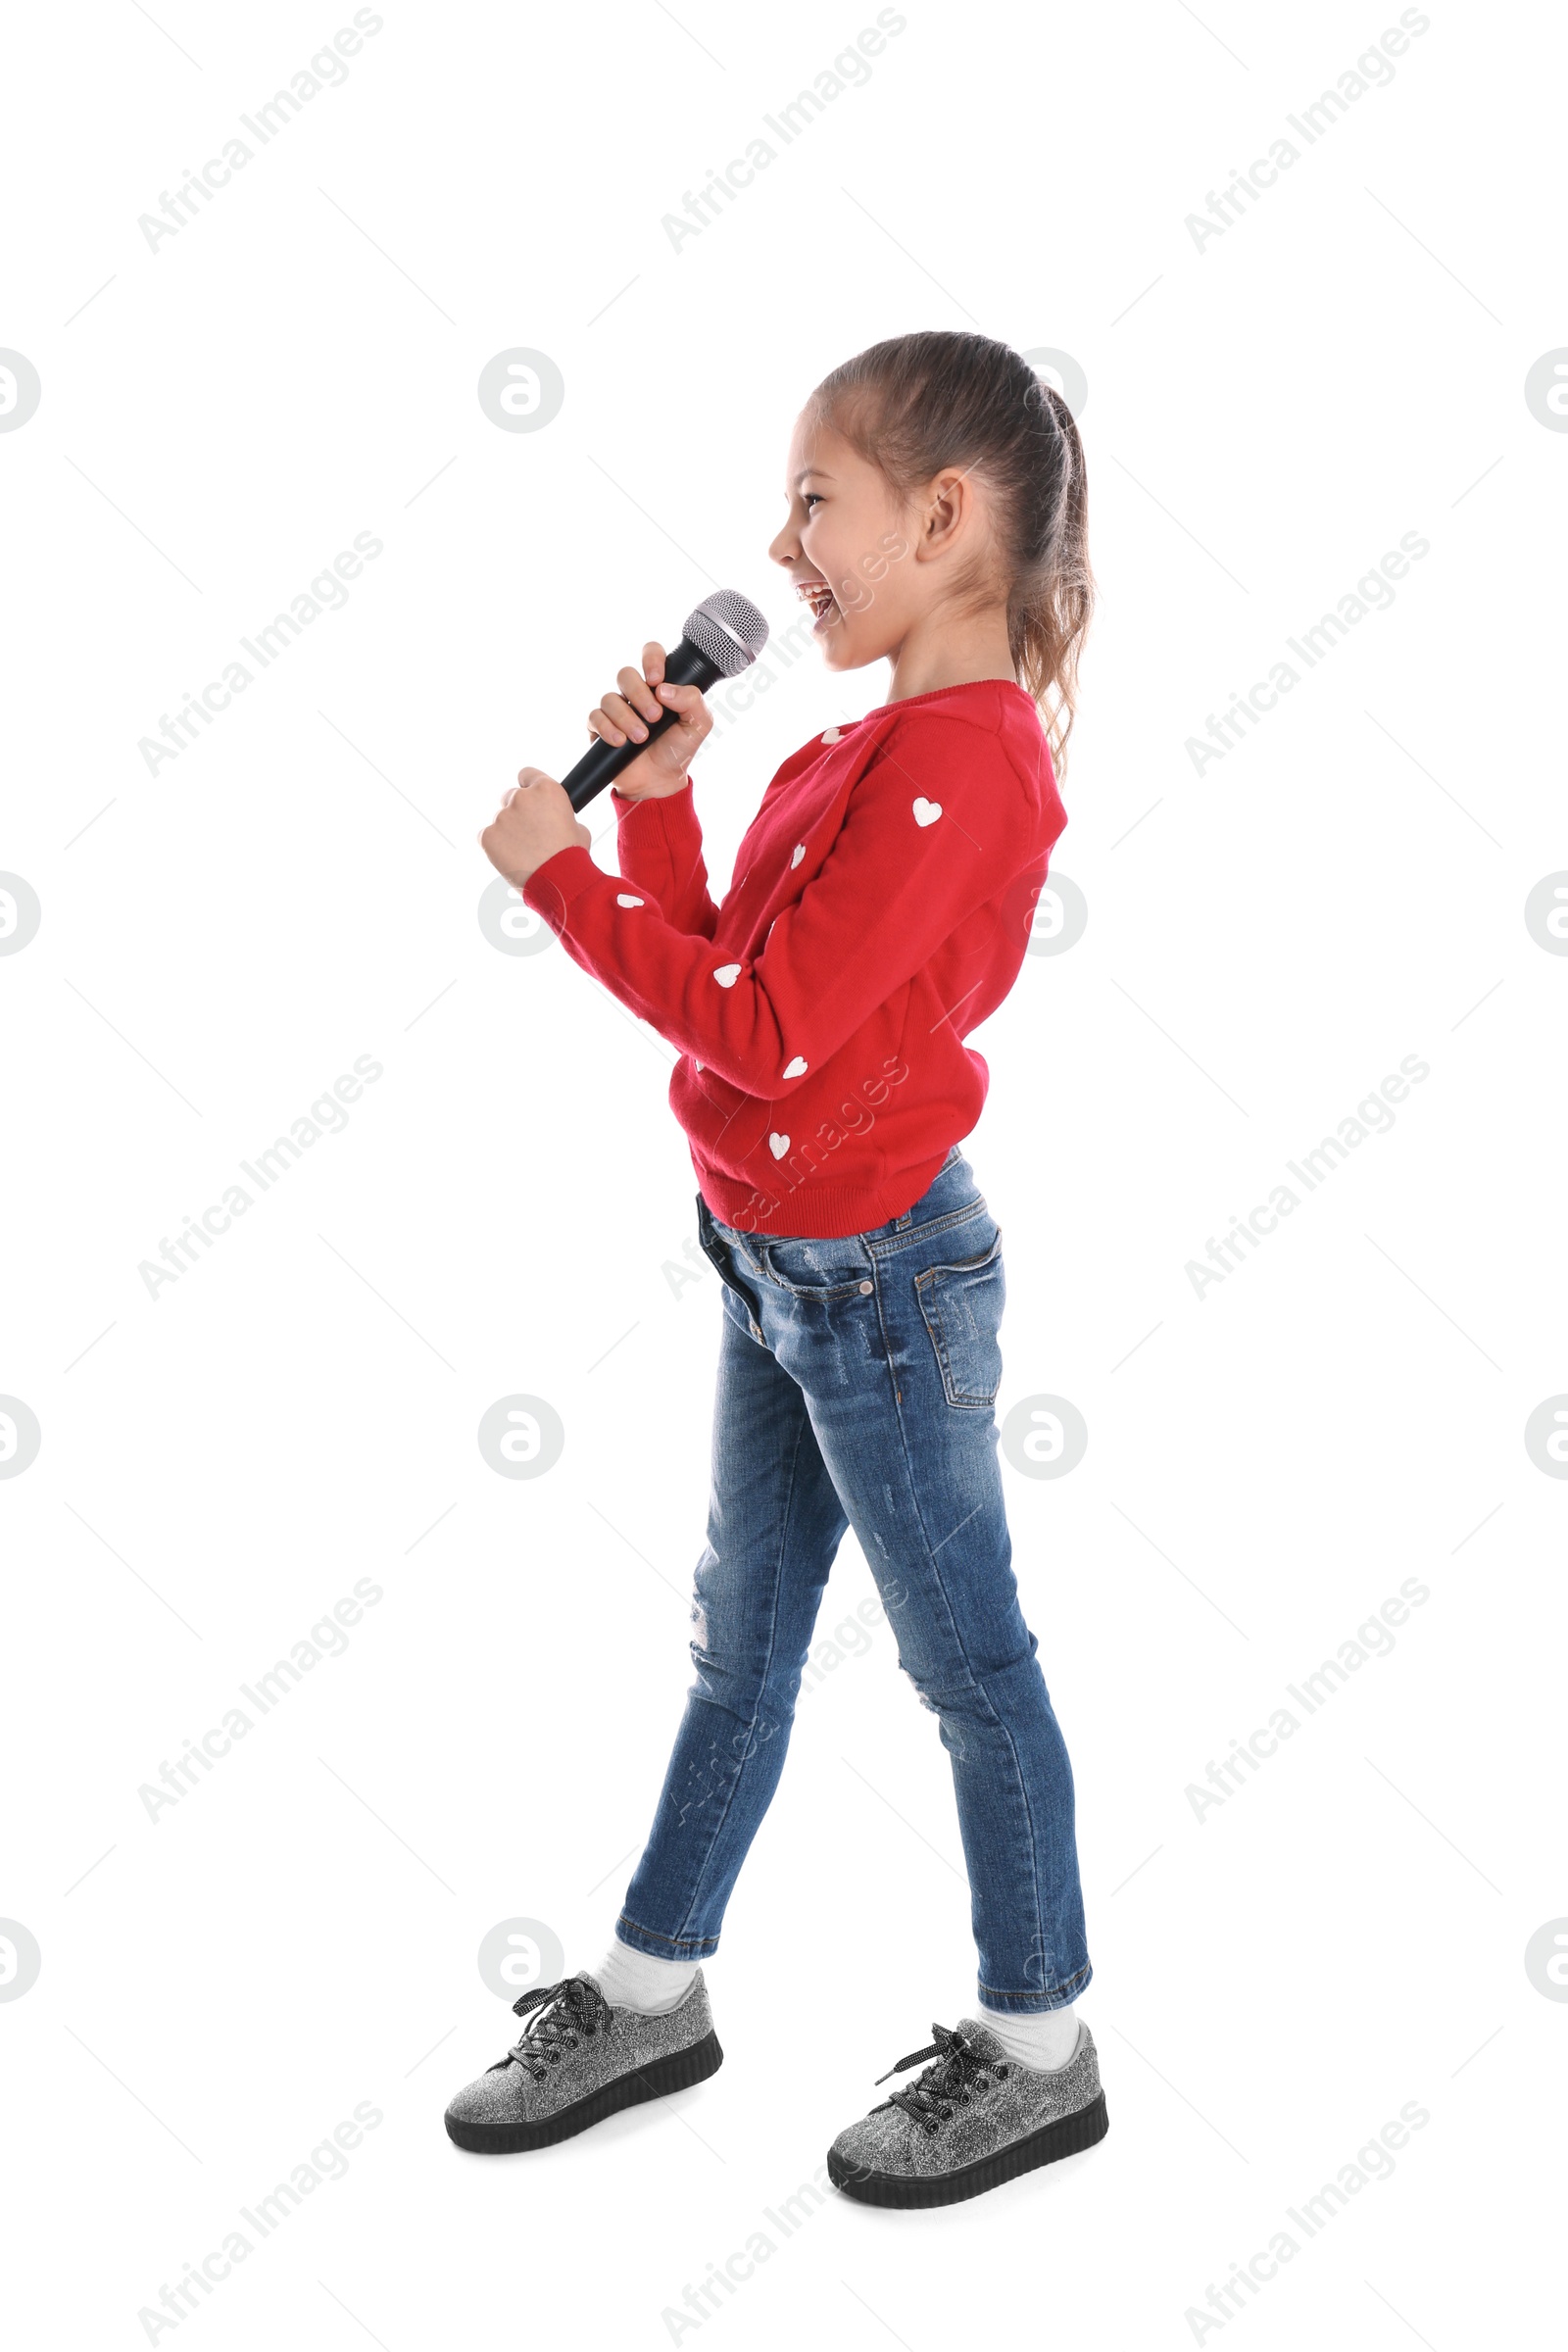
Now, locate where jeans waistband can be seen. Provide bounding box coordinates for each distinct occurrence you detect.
[709,1143,976,1251]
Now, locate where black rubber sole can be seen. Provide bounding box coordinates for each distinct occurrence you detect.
[827,2088,1108,2208]
[445,2029,724,2153]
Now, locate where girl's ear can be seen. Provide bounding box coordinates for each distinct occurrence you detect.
[915,468,974,560]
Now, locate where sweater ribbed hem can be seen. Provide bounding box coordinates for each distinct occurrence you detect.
[694,1145,954,1239]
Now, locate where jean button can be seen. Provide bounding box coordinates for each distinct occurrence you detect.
[858,1279,872,1294]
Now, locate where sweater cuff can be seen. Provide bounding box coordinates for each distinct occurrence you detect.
[519,843,610,935]
[610,777,694,828]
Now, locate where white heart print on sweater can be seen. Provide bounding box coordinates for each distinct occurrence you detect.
[912,797,943,827]
[713,963,742,987]
[615,893,644,907]
[769,1133,790,1158]
[791,844,806,868]
[782,1056,808,1079]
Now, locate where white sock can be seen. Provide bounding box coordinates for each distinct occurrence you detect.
[591,1940,701,2016]
[977,1999,1081,2072]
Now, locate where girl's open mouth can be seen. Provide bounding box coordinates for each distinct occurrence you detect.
[796,578,841,631]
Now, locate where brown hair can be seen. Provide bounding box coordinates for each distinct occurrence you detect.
[808,330,1094,773]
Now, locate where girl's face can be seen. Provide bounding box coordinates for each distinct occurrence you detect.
[768,413,921,674]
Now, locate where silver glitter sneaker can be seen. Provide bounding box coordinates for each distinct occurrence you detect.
[827,2016,1107,2208]
[444,1969,722,2153]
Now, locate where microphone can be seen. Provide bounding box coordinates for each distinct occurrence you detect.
[560,589,770,811]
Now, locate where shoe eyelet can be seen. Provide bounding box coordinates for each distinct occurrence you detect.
[995,2063,1009,2078]
[924,2120,940,2135]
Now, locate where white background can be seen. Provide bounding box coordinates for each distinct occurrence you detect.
[2,0,1564,2344]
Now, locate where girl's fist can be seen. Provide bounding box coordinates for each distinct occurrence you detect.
[479,769,590,888]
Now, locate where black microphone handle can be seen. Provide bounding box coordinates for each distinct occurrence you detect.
[560,638,726,811]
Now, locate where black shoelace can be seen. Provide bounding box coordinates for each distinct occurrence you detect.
[873,2023,1008,2132]
[494,1976,613,2082]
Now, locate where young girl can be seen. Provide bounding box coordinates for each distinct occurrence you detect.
[452,330,1104,2207]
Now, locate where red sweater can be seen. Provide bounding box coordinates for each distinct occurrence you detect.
[521,675,1067,1236]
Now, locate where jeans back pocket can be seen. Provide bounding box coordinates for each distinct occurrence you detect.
[913,1225,1004,1406]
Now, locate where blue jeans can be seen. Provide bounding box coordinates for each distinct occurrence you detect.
[614,1145,1091,2013]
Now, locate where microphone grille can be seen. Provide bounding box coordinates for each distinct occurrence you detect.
[683,589,770,678]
